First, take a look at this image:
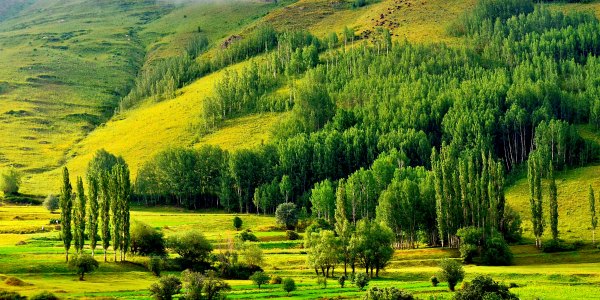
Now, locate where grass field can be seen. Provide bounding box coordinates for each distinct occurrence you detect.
[1,205,600,299]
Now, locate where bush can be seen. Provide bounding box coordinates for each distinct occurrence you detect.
[167,230,213,269]
[541,240,578,253]
[286,230,300,240]
[182,270,231,300]
[454,276,518,300]
[4,277,29,286]
[250,271,270,289]
[430,275,439,287]
[237,229,259,242]
[242,242,264,267]
[219,263,263,280]
[363,287,415,300]
[148,256,162,276]
[501,206,523,243]
[354,273,370,291]
[0,290,26,300]
[68,254,99,281]
[317,276,327,288]
[275,203,298,230]
[30,291,59,300]
[338,275,346,288]
[43,195,59,213]
[0,167,21,195]
[437,259,465,291]
[282,277,296,296]
[270,275,282,284]
[149,275,181,300]
[481,236,513,266]
[459,243,479,264]
[131,221,166,256]
[233,216,243,230]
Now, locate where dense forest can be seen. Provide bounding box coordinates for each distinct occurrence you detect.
[132,0,600,249]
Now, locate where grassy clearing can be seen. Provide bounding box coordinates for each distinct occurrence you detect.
[1,205,600,299]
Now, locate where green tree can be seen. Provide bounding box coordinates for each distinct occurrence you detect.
[549,164,559,242]
[98,173,111,262]
[60,167,73,262]
[149,275,182,300]
[167,230,213,267]
[242,242,264,267]
[233,216,243,230]
[43,194,59,213]
[87,176,99,257]
[437,258,465,291]
[74,177,86,254]
[250,271,270,289]
[282,278,296,296]
[310,179,335,223]
[454,276,518,300]
[0,167,21,195]
[280,175,292,203]
[130,221,165,256]
[68,254,99,281]
[590,185,597,243]
[353,272,369,291]
[275,202,298,230]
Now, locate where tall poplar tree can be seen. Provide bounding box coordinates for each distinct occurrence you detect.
[60,167,73,262]
[590,185,597,243]
[99,173,111,262]
[110,166,121,262]
[74,177,86,254]
[87,176,99,257]
[549,164,559,242]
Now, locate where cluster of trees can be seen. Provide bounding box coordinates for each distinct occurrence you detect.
[59,150,132,263]
[0,167,21,195]
[133,0,600,252]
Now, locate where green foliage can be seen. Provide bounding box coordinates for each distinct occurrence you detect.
[501,206,523,244]
[233,216,243,231]
[431,275,439,287]
[29,291,59,300]
[481,236,513,266]
[275,202,298,230]
[454,276,518,300]
[182,270,231,300]
[60,167,73,262]
[310,179,335,223]
[250,271,270,289]
[73,177,86,254]
[286,230,300,240]
[437,259,465,292]
[270,276,282,285]
[43,195,59,213]
[0,290,26,300]
[353,272,370,291]
[591,186,598,242]
[242,242,264,267]
[363,287,415,300]
[149,256,162,277]
[281,277,296,296]
[0,167,21,195]
[350,220,394,277]
[541,239,578,253]
[237,229,259,242]
[149,275,182,300]
[167,230,213,268]
[338,275,346,288]
[305,229,340,277]
[68,254,99,281]
[457,227,482,264]
[130,221,166,256]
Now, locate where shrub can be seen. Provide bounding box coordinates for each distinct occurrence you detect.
[282,278,296,296]
[149,275,181,300]
[182,270,230,300]
[275,203,298,230]
[338,275,346,288]
[437,259,465,291]
[454,275,518,300]
[250,271,270,289]
[317,276,327,288]
[430,275,439,287]
[237,229,259,242]
[68,254,99,281]
[354,273,370,291]
[233,216,243,230]
[0,290,26,300]
[541,240,577,253]
[270,275,282,284]
[242,242,264,267]
[286,230,300,240]
[219,263,263,280]
[167,230,213,269]
[30,291,59,300]
[363,287,415,300]
[501,206,522,243]
[131,221,166,256]
[43,195,59,213]
[481,236,513,266]
[459,243,479,264]
[0,167,21,195]
[148,256,162,277]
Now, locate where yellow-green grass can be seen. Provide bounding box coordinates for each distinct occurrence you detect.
[2,205,600,299]
[506,164,600,243]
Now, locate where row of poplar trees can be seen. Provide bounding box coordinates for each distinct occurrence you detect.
[59,150,132,263]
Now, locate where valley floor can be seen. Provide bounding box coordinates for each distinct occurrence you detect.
[1,205,599,299]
